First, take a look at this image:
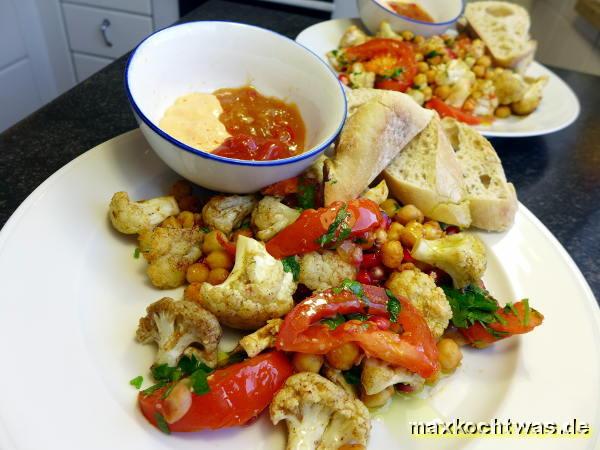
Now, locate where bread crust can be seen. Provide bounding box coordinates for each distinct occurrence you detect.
[324,89,433,205]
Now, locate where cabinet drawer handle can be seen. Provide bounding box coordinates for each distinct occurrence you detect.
[100,19,113,47]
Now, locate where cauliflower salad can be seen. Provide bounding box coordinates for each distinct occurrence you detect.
[110,171,543,448]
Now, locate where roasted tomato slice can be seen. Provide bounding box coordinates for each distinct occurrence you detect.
[138,351,293,432]
[425,97,483,125]
[276,283,439,378]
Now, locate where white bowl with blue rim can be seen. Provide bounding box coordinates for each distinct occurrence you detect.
[125,21,346,193]
[357,0,464,36]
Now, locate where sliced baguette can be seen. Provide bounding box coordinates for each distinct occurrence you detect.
[465,1,536,73]
[383,115,472,228]
[323,88,433,204]
[441,117,517,231]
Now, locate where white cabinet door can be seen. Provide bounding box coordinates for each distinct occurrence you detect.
[73,52,112,82]
[0,59,43,130]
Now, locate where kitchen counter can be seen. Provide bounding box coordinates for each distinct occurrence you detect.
[0,0,598,301]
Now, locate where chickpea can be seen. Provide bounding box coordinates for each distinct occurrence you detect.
[422,221,444,240]
[399,220,423,248]
[401,30,414,41]
[414,35,425,45]
[434,85,451,100]
[462,97,476,112]
[426,69,436,83]
[423,86,433,101]
[170,180,192,199]
[484,68,496,80]
[186,262,210,283]
[437,338,463,372]
[472,64,486,78]
[413,73,427,87]
[207,268,229,285]
[381,240,404,269]
[178,211,195,228]
[374,228,388,246]
[395,204,424,225]
[429,55,442,65]
[417,61,429,73]
[361,386,394,408]
[380,198,400,217]
[471,90,483,100]
[161,216,181,229]
[205,250,234,270]
[476,55,492,68]
[184,282,202,303]
[442,54,451,63]
[202,230,226,253]
[495,105,511,119]
[387,222,404,241]
[415,52,424,62]
[232,227,253,242]
[292,353,324,373]
[399,262,419,272]
[326,342,361,370]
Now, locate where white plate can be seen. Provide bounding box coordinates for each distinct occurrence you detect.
[0,130,598,450]
[296,18,581,138]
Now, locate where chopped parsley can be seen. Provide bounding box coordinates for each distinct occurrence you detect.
[141,355,214,398]
[333,279,369,306]
[346,312,369,322]
[443,284,499,329]
[154,412,171,434]
[282,256,301,281]
[426,50,441,59]
[381,67,404,79]
[200,226,210,233]
[129,375,143,389]
[523,299,530,326]
[133,247,141,259]
[321,314,346,330]
[316,204,351,247]
[217,349,246,368]
[189,367,211,395]
[342,366,361,385]
[298,183,317,210]
[385,290,401,323]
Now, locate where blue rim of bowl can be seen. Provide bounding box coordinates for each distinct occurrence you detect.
[124,20,347,167]
[366,0,465,26]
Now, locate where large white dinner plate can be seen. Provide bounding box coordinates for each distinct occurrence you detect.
[296,18,581,138]
[0,130,598,450]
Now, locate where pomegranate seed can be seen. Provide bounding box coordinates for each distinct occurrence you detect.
[403,248,414,263]
[396,383,416,393]
[357,270,373,285]
[446,225,460,235]
[369,265,386,281]
[362,252,382,269]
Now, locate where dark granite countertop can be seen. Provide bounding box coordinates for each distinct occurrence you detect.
[0,0,598,301]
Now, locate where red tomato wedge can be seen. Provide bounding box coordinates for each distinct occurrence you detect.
[276,284,439,378]
[461,301,544,348]
[138,352,293,432]
[345,38,417,93]
[425,97,484,125]
[265,199,384,259]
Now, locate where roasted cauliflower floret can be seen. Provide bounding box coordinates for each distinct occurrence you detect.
[298,251,357,292]
[377,21,401,39]
[138,226,203,289]
[339,25,368,48]
[136,297,222,368]
[251,196,301,241]
[321,364,358,397]
[238,318,283,358]
[411,233,487,289]
[511,76,548,115]
[201,195,257,234]
[494,70,527,105]
[361,358,424,396]
[199,236,295,329]
[386,270,452,338]
[361,180,389,205]
[109,191,179,234]
[270,372,370,450]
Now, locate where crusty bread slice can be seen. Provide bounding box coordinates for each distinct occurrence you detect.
[383,115,472,228]
[323,88,433,204]
[441,117,517,231]
[465,1,537,73]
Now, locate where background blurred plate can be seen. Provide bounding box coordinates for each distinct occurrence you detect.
[0,130,598,449]
[297,18,581,138]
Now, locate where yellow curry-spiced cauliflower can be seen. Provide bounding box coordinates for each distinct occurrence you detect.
[138,226,203,289]
[361,358,424,396]
[298,251,357,292]
[251,196,301,241]
[109,191,180,234]
[201,195,257,234]
[238,318,283,358]
[386,269,452,339]
[136,297,222,368]
[199,235,295,330]
[270,372,370,450]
